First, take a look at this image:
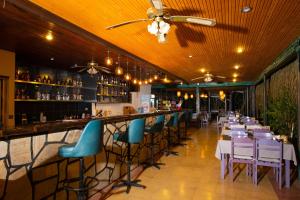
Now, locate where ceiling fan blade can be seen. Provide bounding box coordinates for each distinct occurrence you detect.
[191,76,204,81]
[99,68,112,74]
[106,19,150,30]
[169,16,216,26]
[149,0,164,10]
[215,75,226,79]
[78,68,87,73]
[71,64,85,69]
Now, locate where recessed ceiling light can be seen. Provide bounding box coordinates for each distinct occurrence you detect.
[50,57,54,61]
[236,46,244,54]
[234,65,240,69]
[241,6,252,13]
[45,32,53,41]
[200,68,206,73]
[233,73,238,78]
[188,55,193,58]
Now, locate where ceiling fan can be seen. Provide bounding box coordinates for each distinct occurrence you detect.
[191,73,226,83]
[71,60,111,75]
[106,0,216,43]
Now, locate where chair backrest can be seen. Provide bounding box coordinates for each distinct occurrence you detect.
[128,118,145,144]
[231,137,255,159]
[72,120,104,157]
[256,139,282,163]
[252,126,270,132]
[230,124,245,129]
[149,115,165,132]
[253,132,273,139]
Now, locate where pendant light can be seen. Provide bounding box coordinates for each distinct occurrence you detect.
[138,65,142,85]
[184,93,189,100]
[177,91,181,97]
[115,55,123,75]
[124,59,131,81]
[104,50,113,66]
[133,64,137,84]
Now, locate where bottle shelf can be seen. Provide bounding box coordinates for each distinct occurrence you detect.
[15,80,96,90]
[97,82,126,88]
[14,99,97,103]
[96,94,124,97]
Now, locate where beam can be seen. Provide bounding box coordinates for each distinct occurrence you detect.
[152,81,254,89]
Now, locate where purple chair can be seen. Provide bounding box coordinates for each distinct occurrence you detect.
[229,137,255,182]
[254,139,283,189]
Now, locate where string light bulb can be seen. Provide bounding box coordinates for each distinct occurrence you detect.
[177,91,181,97]
[154,74,158,80]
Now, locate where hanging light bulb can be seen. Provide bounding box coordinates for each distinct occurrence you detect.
[115,55,123,75]
[144,80,148,84]
[104,50,113,66]
[124,59,131,81]
[154,74,158,80]
[138,65,142,85]
[149,78,153,83]
[177,91,181,97]
[184,93,189,100]
[190,94,194,99]
[132,63,137,84]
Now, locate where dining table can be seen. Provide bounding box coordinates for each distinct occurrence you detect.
[215,127,297,188]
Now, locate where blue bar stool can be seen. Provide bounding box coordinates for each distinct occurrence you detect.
[165,113,179,156]
[143,115,165,169]
[112,118,146,193]
[59,120,103,200]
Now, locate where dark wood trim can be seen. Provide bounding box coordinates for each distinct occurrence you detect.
[5,0,183,82]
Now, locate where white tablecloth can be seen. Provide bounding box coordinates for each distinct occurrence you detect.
[215,139,297,166]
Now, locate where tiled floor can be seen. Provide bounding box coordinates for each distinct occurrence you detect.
[106,124,299,200]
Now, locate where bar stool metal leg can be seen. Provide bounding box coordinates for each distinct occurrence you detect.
[143,133,165,169]
[113,144,146,193]
[165,127,178,156]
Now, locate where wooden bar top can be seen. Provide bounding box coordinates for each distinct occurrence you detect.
[0,110,176,141]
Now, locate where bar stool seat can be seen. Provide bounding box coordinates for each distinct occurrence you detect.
[59,120,104,200]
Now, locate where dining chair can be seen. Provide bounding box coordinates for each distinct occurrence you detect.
[254,139,283,189]
[229,136,255,182]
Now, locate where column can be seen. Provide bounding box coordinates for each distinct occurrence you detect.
[196,87,200,113]
[263,74,267,125]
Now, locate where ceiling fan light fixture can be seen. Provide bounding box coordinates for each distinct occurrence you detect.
[87,67,98,75]
[148,21,159,35]
[158,21,170,34]
[204,76,213,82]
[157,33,167,43]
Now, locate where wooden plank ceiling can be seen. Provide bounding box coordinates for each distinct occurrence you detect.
[29,0,300,82]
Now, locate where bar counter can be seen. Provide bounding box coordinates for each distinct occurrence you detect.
[0,110,177,199]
